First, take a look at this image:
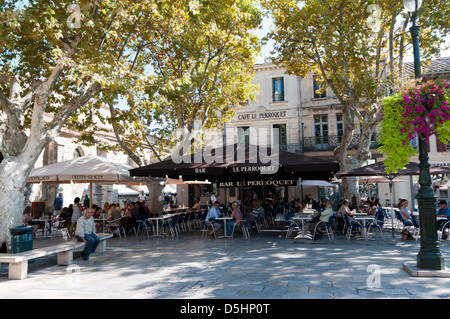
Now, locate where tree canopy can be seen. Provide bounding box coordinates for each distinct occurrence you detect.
[263,0,450,202]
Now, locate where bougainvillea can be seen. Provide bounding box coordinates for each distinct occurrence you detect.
[379,79,450,174]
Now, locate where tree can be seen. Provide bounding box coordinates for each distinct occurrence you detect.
[48,0,263,214]
[263,0,450,204]
[0,0,161,250]
[108,0,262,156]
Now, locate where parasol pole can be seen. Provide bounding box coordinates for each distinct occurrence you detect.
[389,178,395,238]
[240,177,244,215]
[89,182,93,209]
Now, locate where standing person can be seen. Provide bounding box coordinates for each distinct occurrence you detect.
[53,193,64,216]
[83,194,90,208]
[75,208,100,261]
[205,201,222,236]
[137,190,146,203]
[226,201,243,238]
[210,192,217,205]
[69,197,82,234]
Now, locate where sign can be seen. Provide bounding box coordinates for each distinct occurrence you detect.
[237,111,287,121]
[70,175,105,180]
[231,166,279,174]
[218,179,296,188]
[27,176,51,182]
[431,163,450,167]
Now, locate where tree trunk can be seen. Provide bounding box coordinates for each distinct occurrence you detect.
[336,154,361,207]
[0,157,34,252]
[334,104,377,207]
[146,178,164,215]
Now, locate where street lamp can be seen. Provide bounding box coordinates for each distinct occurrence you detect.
[403,0,445,270]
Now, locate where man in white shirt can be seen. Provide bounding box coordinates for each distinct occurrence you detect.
[210,192,217,205]
[75,208,100,261]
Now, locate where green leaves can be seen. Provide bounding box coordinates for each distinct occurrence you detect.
[379,80,450,174]
[379,93,417,174]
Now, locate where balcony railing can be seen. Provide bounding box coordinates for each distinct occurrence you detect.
[302,134,379,152]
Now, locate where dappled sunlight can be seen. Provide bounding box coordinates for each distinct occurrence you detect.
[3,230,450,298]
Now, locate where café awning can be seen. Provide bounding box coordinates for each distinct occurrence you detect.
[129,143,339,181]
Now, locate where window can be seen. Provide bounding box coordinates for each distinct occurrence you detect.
[314,115,329,148]
[237,126,250,144]
[436,139,447,152]
[73,147,83,159]
[313,75,326,99]
[273,124,287,151]
[272,77,285,102]
[336,114,344,144]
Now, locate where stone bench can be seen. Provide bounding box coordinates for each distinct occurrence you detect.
[0,233,113,280]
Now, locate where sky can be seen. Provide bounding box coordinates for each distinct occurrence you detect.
[255,14,450,64]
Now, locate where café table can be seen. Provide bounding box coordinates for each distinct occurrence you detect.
[147,214,175,237]
[32,218,56,239]
[292,213,313,239]
[94,218,107,233]
[353,215,376,240]
[292,214,313,239]
[215,216,233,237]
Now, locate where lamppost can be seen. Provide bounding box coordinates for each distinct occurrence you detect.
[403,0,445,270]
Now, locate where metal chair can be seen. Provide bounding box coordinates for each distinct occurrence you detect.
[366,208,386,240]
[344,215,364,240]
[439,218,450,241]
[161,215,179,239]
[106,218,127,238]
[53,217,71,239]
[313,215,335,242]
[232,214,251,239]
[284,214,301,239]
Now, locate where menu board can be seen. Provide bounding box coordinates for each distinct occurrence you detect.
[31,202,46,219]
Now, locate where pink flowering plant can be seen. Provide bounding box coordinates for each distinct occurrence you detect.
[379,79,450,173]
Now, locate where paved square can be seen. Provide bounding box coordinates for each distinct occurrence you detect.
[1,229,450,299]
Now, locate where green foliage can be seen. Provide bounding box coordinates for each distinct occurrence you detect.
[379,93,417,173]
[379,79,450,173]
[96,0,262,158]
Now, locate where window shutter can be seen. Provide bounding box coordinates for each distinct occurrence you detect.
[436,134,447,152]
[280,77,284,101]
[272,78,276,102]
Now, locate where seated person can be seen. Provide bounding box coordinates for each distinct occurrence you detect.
[23,206,41,238]
[437,199,450,239]
[93,206,103,233]
[307,200,335,239]
[365,200,377,216]
[205,201,222,236]
[192,199,201,210]
[226,201,243,238]
[337,199,355,218]
[437,199,450,219]
[398,199,413,227]
[250,200,264,219]
[294,198,303,212]
[360,200,368,213]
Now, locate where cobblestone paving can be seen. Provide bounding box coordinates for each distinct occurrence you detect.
[2,229,450,299]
